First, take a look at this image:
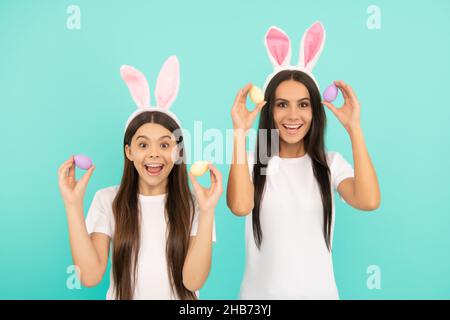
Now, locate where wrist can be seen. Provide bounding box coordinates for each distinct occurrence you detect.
[199,208,215,218]
[65,202,84,215]
[233,126,249,136]
[347,125,362,136]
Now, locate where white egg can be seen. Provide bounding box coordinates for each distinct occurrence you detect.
[190,160,210,176]
[249,85,264,104]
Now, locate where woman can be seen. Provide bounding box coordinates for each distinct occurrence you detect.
[227,22,380,299]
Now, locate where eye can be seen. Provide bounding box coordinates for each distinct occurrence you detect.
[160,142,170,149]
[138,142,147,149]
[300,102,310,108]
[277,102,288,108]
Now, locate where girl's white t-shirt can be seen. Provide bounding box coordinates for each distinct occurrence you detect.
[240,151,354,300]
[85,185,216,300]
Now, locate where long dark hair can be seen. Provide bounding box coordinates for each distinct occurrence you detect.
[252,70,333,251]
[112,111,197,300]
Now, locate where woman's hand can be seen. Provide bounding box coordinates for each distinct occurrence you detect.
[322,80,361,133]
[188,164,223,214]
[58,156,95,208]
[231,83,267,133]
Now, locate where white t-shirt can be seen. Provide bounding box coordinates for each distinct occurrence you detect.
[240,151,354,300]
[85,185,216,300]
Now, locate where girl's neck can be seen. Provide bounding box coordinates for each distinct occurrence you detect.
[279,140,306,158]
[138,179,168,196]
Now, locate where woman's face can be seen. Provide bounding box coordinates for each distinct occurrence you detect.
[125,123,178,193]
[272,79,313,145]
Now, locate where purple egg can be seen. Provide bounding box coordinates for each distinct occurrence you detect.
[323,83,338,102]
[74,154,92,170]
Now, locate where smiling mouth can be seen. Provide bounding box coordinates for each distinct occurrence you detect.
[282,124,303,134]
[144,164,164,176]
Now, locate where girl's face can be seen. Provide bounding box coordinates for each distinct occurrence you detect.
[125,123,178,193]
[273,80,313,145]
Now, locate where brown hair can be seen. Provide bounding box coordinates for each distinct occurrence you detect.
[112,111,197,300]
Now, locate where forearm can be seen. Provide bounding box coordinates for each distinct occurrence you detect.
[227,129,254,215]
[182,212,214,291]
[348,126,381,208]
[65,204,103,286]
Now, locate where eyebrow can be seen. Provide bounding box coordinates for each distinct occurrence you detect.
[275,98,310,103]
[136,135,172,141]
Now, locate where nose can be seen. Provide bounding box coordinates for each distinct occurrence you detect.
[287,105,300,121]
[148,146,160,159]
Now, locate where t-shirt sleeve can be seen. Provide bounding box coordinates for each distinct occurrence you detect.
[85,190,113,238]
[328,151,355,192]
[190,196,216,242]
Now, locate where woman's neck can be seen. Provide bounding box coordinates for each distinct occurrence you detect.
[279,140,306,158]
[138,179,168,196]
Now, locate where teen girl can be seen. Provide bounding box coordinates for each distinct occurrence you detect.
[58,56,222,300]
[227,22,381,299]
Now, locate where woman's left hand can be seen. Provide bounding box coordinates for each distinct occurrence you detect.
[322,80,361,132]
[188,163,223,214]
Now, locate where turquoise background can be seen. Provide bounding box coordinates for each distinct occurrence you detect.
[1,0,449,299]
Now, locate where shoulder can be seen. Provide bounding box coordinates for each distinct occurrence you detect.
[325,151,351,168]
[94,185,120,203]
[325,151,354,190]
[325,151,341,164]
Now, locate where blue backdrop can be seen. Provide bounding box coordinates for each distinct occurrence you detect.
[0,0,449,299]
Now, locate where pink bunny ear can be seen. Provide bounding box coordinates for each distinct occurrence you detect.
[154,56,179,109]
[120,65,150,108]
[298,21,326,71]
[265,26,291,68]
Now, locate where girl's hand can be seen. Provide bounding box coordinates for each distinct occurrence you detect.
[322,80,361,133]
[58,156,95,208]
[231,83,267,133]
[188,164,223,214]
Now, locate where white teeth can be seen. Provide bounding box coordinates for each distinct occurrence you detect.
[145,164,163,168]
[283,124,302,129]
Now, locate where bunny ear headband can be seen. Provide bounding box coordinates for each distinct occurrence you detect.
[263,21,326,93]
[120,56,182,132]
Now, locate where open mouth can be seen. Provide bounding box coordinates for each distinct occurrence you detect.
[282,124,303,135]
[144,163,164,176]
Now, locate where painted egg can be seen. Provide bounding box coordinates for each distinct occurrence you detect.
[190,161,210,177]
[249,85,264,104]
[323,83,338,102]
[74,154,92,170]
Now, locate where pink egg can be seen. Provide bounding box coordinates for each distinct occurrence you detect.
[323,83,338,102]
[74,154,92,170]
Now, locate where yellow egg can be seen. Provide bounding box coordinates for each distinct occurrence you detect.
[249,85,264,104]
[190,161,210,176]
